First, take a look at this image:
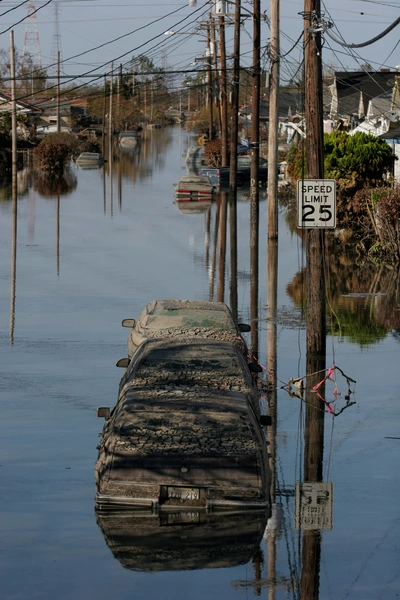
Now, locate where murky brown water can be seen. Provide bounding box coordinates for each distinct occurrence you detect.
[1,126,399,599]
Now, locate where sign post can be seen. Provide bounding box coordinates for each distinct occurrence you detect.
[297,179,336,229]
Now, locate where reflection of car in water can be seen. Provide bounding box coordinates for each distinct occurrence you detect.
[96,510,269,571]
[95,338,270,512]
[175,200,212,214]
[121,299,251,360]
[184,145,208,174]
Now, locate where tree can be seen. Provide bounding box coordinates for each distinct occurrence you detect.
[33,132,78,173]
[287,131,395,196]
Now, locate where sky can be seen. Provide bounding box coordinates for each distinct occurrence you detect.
[1,0,400,93]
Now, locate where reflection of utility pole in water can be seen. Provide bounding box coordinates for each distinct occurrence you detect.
[103,163,106,215]
[229,192,238,319]
[217,192,227,302]
[118,154,122,210]
[250,222,259,359]
[56,195,60,276]
[209,201,220,300]
[205,208,211,270]
[266,234,278,600]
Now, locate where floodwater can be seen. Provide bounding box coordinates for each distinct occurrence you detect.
[1,126,399,600]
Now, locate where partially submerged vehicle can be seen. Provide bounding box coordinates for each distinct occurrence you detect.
[174,175,213,204]
[118,131,140,148]
[75,152,104,168]
[200,157,268,190]
[95,338,271,512]
[121,299,251,359]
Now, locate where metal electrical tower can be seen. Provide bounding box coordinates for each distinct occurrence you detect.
[22,2,42,68]
[50,2,63,80]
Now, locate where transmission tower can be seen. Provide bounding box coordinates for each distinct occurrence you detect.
[22,2,42,69]
[49,2,63,81]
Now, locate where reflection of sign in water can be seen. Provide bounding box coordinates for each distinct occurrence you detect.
[295,482,333,530]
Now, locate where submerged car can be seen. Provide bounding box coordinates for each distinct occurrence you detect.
[95,338,270,512]
[121,299,251,359]
[75,152,104,168]
[174,175,213,204]
[118,131,140,148]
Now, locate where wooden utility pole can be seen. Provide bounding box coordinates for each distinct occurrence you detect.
[207,26,215,141]
[229,0,241,320]
[229,0,241,193]
[118,63,123,125]
[10,31,17,177]
[219,16,228,166]
[303,0,326,414]
[109,62,113,163]
[268,0,280,242]
[210,20,219,138]
[102,74,106,156]
[250,0,261,355]
[56,51,60,133]
[300,5,326,598]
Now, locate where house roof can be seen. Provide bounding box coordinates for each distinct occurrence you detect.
[239,91,306,120]
[367,89,392,118]
[0,92,42,114]
[333,71,397,118]
[32,97,71,116]
[380,125,400,139]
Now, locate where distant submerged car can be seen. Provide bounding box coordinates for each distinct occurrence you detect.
[75,152,104,168]
[174,175,213,204]
[121,299,251,360]
[95,338,270,512]
[118,131,140,148]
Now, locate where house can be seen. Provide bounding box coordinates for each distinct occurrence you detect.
[0,92,42,139]
[0,92,42,123]
[32,97,73,133]
[329,70,398,128]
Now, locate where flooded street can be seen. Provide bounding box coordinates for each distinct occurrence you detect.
[1,126,399,600]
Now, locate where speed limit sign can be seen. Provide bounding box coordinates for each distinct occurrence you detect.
[297,179,336,228]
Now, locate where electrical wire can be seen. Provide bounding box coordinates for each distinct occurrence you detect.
[0,0,29,18]
[325,15,400,49]
[0,0,53,35]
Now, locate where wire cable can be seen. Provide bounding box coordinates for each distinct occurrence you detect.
[325,15,400,49]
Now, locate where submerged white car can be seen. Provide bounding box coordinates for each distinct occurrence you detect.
[121,299,251,360]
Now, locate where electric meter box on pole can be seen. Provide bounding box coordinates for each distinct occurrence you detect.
[297,179,336,229]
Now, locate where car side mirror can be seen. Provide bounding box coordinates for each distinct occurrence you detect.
[122,318,136,328]
[238,323,251,333]
[248,362,262,373]
[116,358,130,368]
[97,407,110,419]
